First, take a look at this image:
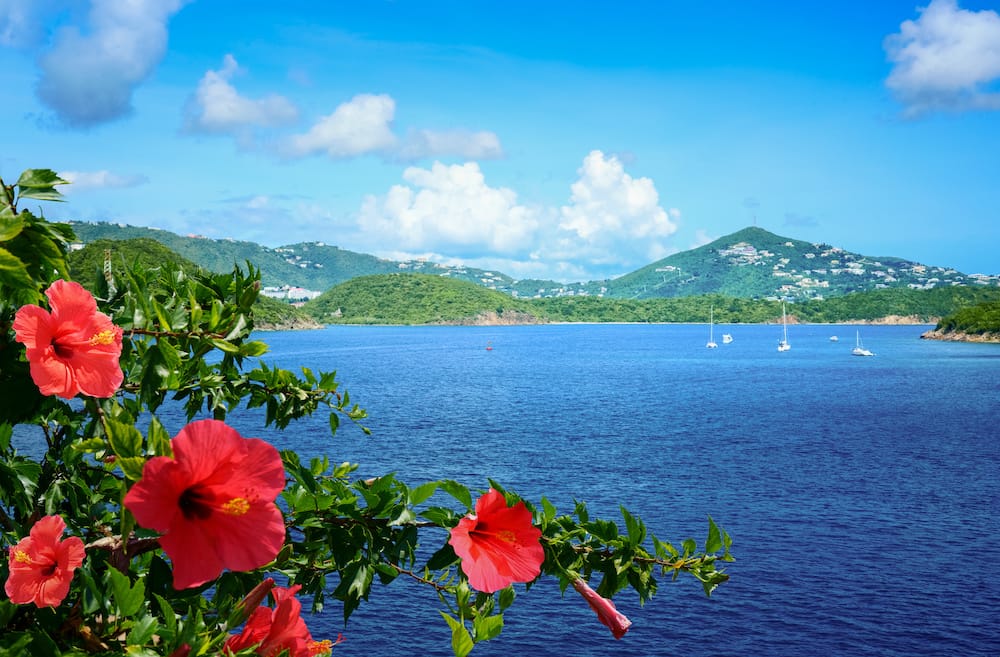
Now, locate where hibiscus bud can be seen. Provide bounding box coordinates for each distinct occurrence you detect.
[571,578,633,640]
[230,577,276,626]
[167,644,191,657]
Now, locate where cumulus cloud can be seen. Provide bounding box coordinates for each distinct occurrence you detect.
[60,170,148,192]
[885,0,1000,116]
[184,55,298,134]
[284,94,398,158]
[557,150,679,266]
[35,0,187,127]
[357,161,540,256]
[282,94,504,161]
[353,151,680,281]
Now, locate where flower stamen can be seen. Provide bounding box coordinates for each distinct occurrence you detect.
[222,497,250,516]
[89,329,117,346]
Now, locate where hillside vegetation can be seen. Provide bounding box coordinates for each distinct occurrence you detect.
[304,273,542,324]
[606,226,988,300]
[67,238,320,330]
[921,300,1000,341]
[304,274,1000,326]
[71,221,998,303]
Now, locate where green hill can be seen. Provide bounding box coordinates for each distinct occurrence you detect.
[605,226,991,301]
[303,273,543,325]
[67,222,574,296]
[67,222,998,305]
[921,299,1000,341]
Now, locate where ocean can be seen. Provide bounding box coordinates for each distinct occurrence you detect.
[236,323,1000,657]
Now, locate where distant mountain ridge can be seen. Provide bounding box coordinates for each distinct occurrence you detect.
[68,221,998,300]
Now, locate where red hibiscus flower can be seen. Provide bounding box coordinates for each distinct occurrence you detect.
[224,583,337,657]
[5,515,85,608]
[447,488,544,593]
[123,419,286,589]
[571,578,633,639]
[12,279,123,399]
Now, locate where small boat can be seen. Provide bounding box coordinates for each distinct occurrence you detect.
[777,302,790,352]
[706,306,718,349]
[851,331,874,357]
[722,333,733,344]
[485,341,494,351]
[829,335,839,342]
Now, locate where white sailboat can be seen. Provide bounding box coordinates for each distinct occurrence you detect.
[777,302,790,352]
[706,306,718,349]
[852,330,874,357]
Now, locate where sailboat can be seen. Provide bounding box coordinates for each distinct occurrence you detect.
[852,330,874,357]
[777,302,790,352]
[706,306,718,349]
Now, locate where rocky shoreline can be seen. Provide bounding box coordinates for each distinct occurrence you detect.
[919,329,1000,343]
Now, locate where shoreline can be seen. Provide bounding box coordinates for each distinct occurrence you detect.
[919,329,1000,344]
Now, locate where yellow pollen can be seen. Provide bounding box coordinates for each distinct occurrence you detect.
[13,549,32,564]
[221,497,250,516]
[496,529,517,543]
[89,329,116,346]
[309,639,334,655]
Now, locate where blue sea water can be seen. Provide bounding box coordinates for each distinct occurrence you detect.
[15,323,995,655]
[229,323,1000,657]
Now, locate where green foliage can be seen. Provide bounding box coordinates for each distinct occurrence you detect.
[304,273,543,324]
[934,300,1000,335]
[1,167,731,655]
[67,237,319,331]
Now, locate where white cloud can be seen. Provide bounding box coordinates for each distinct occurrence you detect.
[285,94,398,158]
[557,150,679,265]
[396,128,504,161]
[357,161,540,256]
[35,0,187,127]
[184,55,298,134]
[283,94,504,161]
[353,151,681,281]
[885,0,1000,116]
[60,170,148,192]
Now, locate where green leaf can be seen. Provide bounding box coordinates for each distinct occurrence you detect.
[146,416,173,457]
[126,614,159,646]
[498,586,516,611]
[408,481,438,506]
[210,338,240,354]
[440,613,474,657]
[621,506,646,548]
[0,246,32,289]
[472,613,504,643]
[15,168,67,202]
[0,210,24,241]
[439,480,472,509]
[108,567,145,616]
[705,516,723,554]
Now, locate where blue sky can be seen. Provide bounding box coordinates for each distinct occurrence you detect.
[1,1,999,282]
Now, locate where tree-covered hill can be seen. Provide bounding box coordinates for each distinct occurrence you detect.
[68,221,998,303]
[921,300,1000,342]
[308,280,1000,326]
[68,222,575,296]
[605,226,994,301]
[303,273,543,325]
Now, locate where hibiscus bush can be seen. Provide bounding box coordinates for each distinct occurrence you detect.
[0,169,733,656]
